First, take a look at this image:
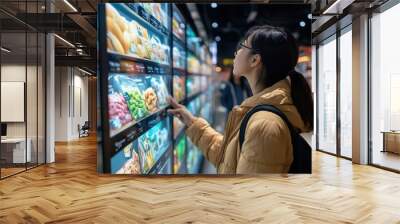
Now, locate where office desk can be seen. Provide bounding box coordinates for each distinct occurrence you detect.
[382,131,400,154]
[1,138,31,164]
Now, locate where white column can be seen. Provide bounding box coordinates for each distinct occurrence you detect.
[46,33,55,163]
[352,14,369,164]
[45,0,55,163]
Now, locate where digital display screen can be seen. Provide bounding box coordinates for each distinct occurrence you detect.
[98,3,213,174]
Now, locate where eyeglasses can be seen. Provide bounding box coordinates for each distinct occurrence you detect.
[234,42,260,56]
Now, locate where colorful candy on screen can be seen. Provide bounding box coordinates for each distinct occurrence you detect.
[108,93,133,130]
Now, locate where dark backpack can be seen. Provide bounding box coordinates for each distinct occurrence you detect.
[239,104,312,173]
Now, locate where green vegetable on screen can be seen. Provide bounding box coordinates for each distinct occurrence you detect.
[124,88,148,120]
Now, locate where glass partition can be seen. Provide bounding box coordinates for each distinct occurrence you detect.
[370,3,400,171]
[339,26,352,158]
[0,1,46,179]
[317,35,337,154]
[1,30,28,177]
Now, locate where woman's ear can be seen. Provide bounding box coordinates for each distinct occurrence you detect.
[249,54,261,68]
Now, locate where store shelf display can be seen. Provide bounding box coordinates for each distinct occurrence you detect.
[172,5,185,42]
[173,75,185,102]
[186,26,201,57]
[186,76,203,97]
[173,117,185,139]
[201,63,212,76]
[200,101,212,123]
[173,136,186,174]
[173,45,185,70]
[187,54,201,75]
[187,96,202,116]
[186,137,203,174]
[99,3,215,174]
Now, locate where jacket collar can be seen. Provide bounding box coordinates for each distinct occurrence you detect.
[234,78,309,132]
[240,78,292,108]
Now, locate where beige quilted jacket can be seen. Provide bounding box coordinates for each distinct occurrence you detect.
[185,79,309,174]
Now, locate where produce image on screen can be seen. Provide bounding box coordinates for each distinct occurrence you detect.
[111,141,141,174]
[172,4,185,42]
[172,45,185,71]
[173,75,185,102]
[106,3,170,65]
[108,88,134,135]
[138,118,171,174]
[107,74,170,136]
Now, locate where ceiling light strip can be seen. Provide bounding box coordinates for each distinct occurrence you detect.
[63,0,78,12]
[78,67,93,76]
[1,47,11,53]
[54,34,75,48]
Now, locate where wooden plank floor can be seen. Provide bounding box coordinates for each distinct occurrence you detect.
[1,135,400,224]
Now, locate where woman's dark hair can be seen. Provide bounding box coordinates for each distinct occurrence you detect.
[244,25,313,130]
[229,68,253,97]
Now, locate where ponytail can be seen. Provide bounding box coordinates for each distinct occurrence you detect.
[289,70,313,131]
[244,25,314,131]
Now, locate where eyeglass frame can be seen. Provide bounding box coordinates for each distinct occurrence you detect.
[234,42,260,56]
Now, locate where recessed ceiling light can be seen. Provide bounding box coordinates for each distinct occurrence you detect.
[308,13,312,19]
[215,36,221,42]
[212,22,218,29]
[211,3,218,8]
[299,21,306,27]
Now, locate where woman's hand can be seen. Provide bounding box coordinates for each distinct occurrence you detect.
[167,97,196,127]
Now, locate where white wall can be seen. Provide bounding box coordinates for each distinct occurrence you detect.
[55,66,69,141]
[1,64,46,164]
[1,65,40,138]
[54,67,89,141]
[72,73,89,138]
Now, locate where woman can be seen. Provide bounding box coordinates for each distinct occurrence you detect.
[168,25,313,174]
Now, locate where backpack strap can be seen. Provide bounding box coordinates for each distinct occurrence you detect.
[239,104,295,151]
